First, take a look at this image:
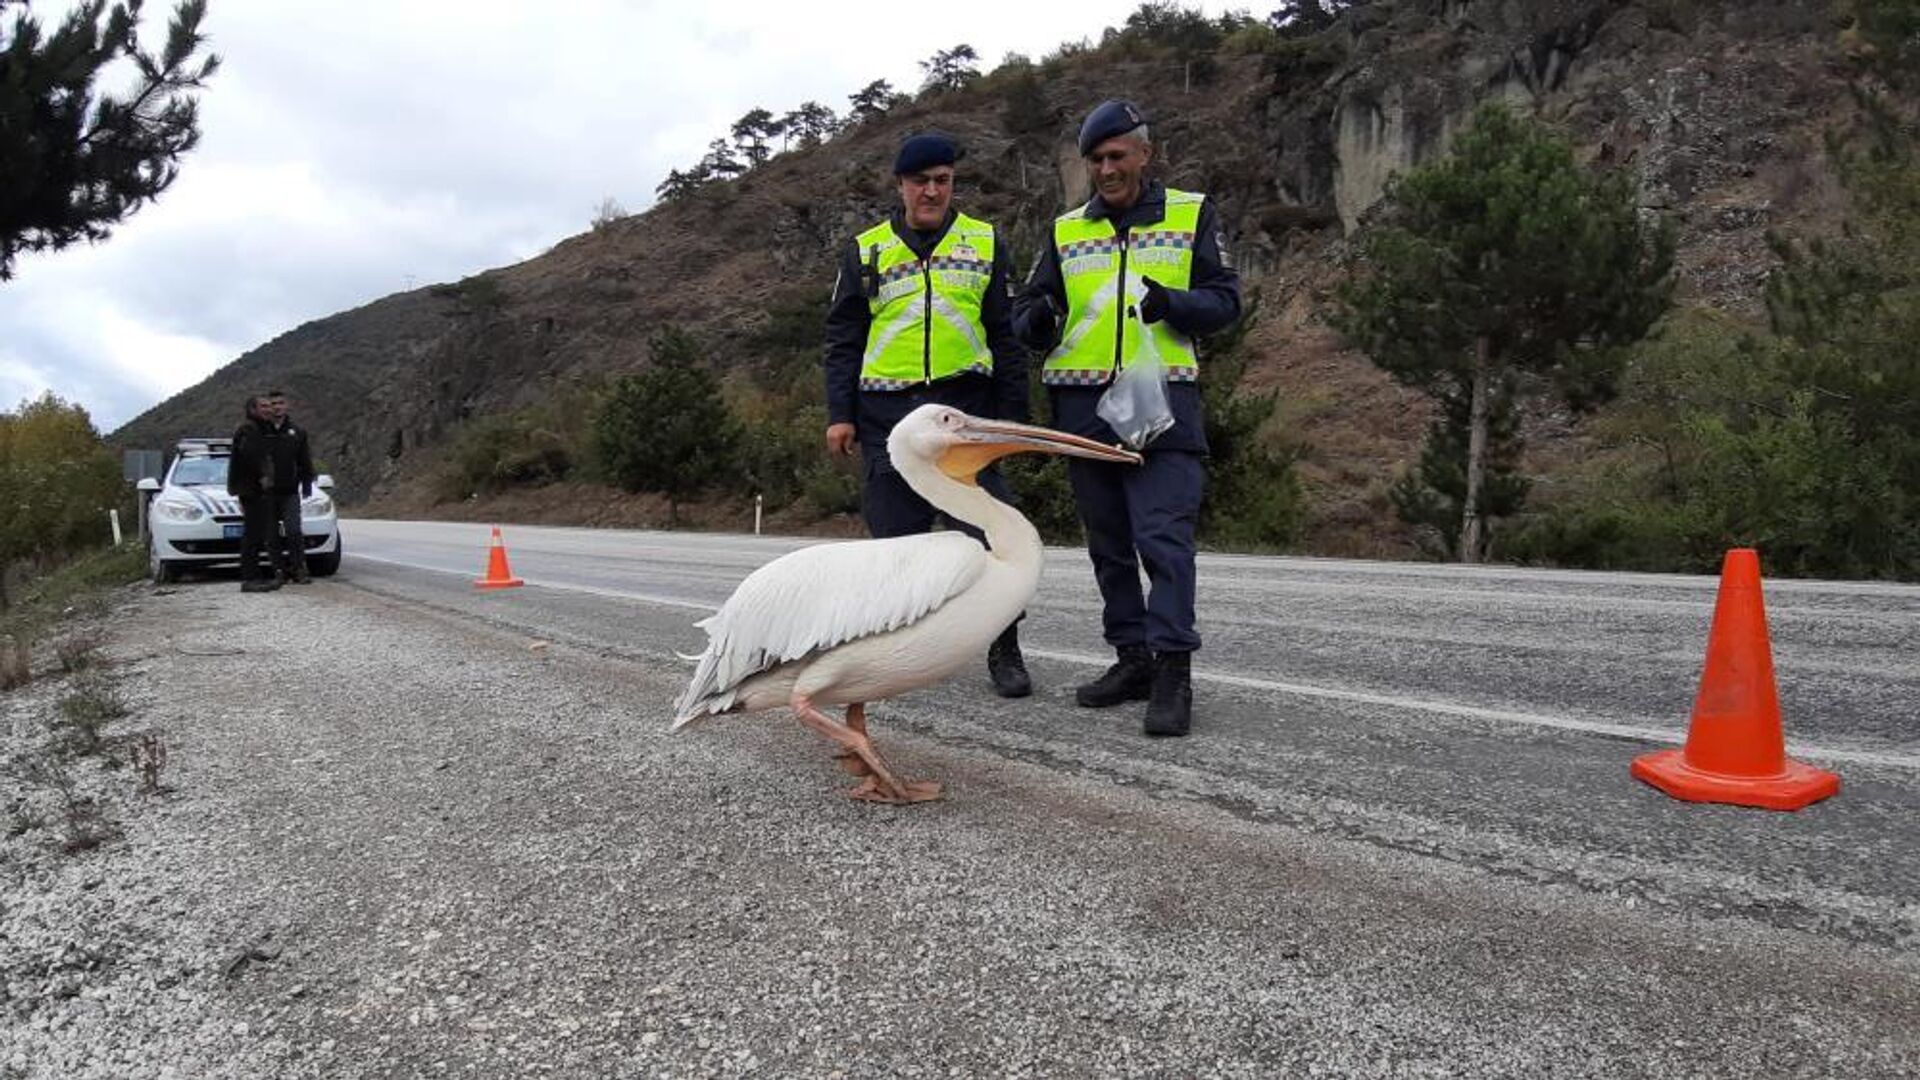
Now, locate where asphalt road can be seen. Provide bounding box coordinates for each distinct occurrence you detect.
[310,517,1920,1075]
[340,519,1920,946]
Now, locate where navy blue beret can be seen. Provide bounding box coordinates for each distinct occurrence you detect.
[893,133,963,175]
[1077,99,1148,156]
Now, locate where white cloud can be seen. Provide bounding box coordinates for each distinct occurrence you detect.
[3,0,1230,430]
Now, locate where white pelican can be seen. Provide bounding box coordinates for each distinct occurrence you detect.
[672,404,1141,803]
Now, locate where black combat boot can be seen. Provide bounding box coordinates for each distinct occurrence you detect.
[1075,645,1153,708]
[986,622,1032,699]
[1143,651,1192,737]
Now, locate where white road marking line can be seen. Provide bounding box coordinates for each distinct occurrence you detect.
[347,551,1920,772]
[1039,649,1920,772]
[348,551,718,612]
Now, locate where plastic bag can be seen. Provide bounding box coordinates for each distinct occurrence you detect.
[1096,306,1175,450]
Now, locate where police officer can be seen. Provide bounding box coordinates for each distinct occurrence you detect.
[226,395,281,593]
[263,389,317,584]
[824,132,1033,697]
[1012,100,1242,737]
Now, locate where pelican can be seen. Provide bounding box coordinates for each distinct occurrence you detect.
[672,404,1141,803]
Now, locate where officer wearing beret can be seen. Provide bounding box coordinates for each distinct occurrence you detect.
[1012,100,1242,737]
[824,131,1034,698]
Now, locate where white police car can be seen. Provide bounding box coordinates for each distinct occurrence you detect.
[137,438,342,583]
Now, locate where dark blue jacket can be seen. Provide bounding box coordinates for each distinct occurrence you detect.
[226,417,274,497]
[824,207,1030,471]
[266,416,317,494]
[1012,181,1241,454]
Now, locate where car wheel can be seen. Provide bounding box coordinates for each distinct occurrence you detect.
[150,546,179,584]
[306,542,341,577]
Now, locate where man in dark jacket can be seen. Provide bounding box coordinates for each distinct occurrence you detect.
[226,396,281,593]
[1012,100,1242,737]
[263,389,318,583]
[823,132,1035,698]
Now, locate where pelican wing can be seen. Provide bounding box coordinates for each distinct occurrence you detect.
[672,532,988,724]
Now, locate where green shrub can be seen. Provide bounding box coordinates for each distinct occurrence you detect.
[1038,37,1093,76]
[1263,34,1348,90]
[593,327,740,521]
[1199,293,1305,551]
[439,415,573,499]
[0,394,125,606]
[800,461,861,517]
[436,378,607,500]
[1220,22,1281,55]
[56,672,128,756]
[430,274,508,315]
[736,413,819,507]
[1002,456,1082,545]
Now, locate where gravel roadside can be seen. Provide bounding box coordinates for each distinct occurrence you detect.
[4,577,1917,1079]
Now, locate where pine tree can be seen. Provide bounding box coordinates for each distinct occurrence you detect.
[1331,103,1674,562]
[730,108,777,168]
[780,101,838,149]
[654,166,708,203]
[846,79,898,124]
[0,0,219,280]
[698,138,745,179]
[1267,1,1351,36]
[1389,382,1530,559]
[918,45,980,95]
[592,327,739,524]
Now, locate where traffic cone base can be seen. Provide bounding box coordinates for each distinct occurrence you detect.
[474,526,524,590]
[1631,748,1839,812]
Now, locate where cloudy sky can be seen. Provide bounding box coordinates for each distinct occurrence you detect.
[0,0,1241,433]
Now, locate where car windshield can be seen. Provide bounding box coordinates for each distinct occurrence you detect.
[168,456,228,487]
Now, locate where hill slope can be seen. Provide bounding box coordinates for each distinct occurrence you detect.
[111,0,1857,555]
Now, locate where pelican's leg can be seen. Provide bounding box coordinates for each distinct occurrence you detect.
[791,697,941,804]
[835,703,874,776]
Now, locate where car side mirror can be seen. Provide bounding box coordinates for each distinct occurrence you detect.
[136,478,160,493]
[316,474,335,491]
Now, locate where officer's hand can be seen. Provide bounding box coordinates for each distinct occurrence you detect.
[1139,277,1171,324]
[1026,292,1059,337]
[825,423,857,457]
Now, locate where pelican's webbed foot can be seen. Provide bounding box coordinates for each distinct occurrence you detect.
[793,698,943,805]
[847,777,943,803]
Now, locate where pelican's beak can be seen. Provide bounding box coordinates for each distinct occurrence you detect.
[939,417,1143,482]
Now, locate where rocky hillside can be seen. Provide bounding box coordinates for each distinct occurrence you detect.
[111,0,1859,555]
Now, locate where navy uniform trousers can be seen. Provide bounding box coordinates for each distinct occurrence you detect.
[1066,449,1206,655]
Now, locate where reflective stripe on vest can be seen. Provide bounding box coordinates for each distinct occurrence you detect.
[1043,189,1203,387]
[857,213,996,391]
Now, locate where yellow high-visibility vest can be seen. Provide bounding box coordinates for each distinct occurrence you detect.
[855,213,996,390]
[1043,189,1203,386]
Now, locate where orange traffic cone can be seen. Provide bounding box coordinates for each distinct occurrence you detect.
[1631,548,1838,810]
[473,525,525,590]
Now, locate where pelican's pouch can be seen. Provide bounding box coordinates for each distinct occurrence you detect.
[1096,307,1175,450]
